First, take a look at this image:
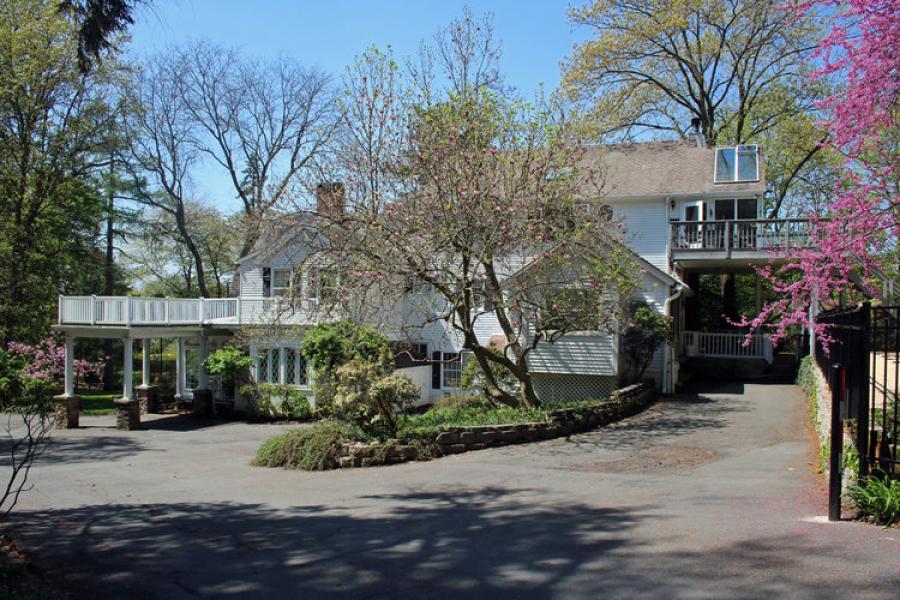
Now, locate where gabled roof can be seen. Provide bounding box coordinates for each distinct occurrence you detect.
[581,141,767,199]
[504,235,678,290]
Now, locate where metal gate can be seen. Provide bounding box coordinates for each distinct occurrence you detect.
[816,303,899,476]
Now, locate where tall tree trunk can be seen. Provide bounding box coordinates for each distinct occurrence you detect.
[102,173,116,390]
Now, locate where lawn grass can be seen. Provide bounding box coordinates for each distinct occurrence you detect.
[79,391,119,415]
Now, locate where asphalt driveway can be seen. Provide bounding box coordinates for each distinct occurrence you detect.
[5,381,899,599]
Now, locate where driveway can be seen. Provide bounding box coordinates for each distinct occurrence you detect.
[5,382,899,599]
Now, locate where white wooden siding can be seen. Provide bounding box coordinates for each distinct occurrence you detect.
[527,334,617,375]
[610,199,669,271]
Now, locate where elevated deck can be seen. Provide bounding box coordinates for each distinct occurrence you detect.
[670,219,813,263]
[58,296,318,328]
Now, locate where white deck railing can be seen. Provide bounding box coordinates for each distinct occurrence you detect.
[58,296,318,327]
[682,330,774,364]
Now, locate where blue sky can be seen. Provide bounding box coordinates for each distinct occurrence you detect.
[127,1,588,211]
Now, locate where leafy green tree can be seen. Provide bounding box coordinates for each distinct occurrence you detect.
[0,0,125,342]
[563,0,834,217]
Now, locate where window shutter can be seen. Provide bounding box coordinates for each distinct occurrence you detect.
[262,267,272,297]
[431,351,441,389]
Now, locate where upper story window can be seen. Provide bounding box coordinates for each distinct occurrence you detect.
[715,145,759,183]
[272,269,292,296]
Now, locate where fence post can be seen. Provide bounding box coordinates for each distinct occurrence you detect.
[828,363,844,522]
[857,302,871,477]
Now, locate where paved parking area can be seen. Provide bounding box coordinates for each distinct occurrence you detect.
[6,381,899,599]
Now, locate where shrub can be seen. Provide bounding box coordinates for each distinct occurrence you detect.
[300,320,391,410]
[849,473,900,527]
[333,359,420,440]
[205,345,253,400]
[622,302,673,382]
[239,383,313,421]
[253,421,359,470]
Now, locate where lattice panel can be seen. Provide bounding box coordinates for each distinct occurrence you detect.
[285,348,297,385]
[532,374,618,404]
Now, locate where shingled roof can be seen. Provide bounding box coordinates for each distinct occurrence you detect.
[582,141,766,199]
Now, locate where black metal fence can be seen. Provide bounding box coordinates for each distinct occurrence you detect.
[816,303,899,477]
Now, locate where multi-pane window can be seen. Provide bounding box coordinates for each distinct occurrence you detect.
[442,352,464,389]
[284,348,308,386]
[256,347,308,386]
[715,145,758,182]
[307,266,340,304]
[272,269,292,296]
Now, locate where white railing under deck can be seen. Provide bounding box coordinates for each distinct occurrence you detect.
[682,330,774,364]
[58,295,319,327]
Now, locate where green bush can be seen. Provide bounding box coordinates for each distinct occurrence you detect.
[796,355,818,405]
[253,421,359,470]
[333,359,420,440]
[398,397,548,441]
[300,320,391,410]
[849,473,900,527]
[623,301,673,382]
[240,383,313,420]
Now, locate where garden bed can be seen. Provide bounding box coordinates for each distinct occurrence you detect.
[256,383,658,471]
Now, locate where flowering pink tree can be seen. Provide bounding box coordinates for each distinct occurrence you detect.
[743,0,898,345]
[6,337,104,388]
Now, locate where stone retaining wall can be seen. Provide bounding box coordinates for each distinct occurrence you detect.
[335,383,657,469]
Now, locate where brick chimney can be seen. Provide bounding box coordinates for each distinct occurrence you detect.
[316,182,345,218]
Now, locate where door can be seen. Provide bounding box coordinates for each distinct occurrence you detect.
[682,201,705,248]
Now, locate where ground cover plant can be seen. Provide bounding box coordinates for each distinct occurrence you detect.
[849,473,900,527]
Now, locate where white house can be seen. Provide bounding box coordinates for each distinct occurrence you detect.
[54,142,803,417]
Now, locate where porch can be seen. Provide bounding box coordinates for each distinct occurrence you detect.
[50,323,229,430]
[681,330,774,364]
[670,219,814,262]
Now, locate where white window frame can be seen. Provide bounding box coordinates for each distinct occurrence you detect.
[271,268,293,297]
[441,352,468,389]
[256,346,310,388]
[714,145,759,183]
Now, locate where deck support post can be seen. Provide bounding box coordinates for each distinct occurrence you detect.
[53,336,80,428]
[198,336,209,390]
[175,337,185,399]
[141,338,151,388]
[64,336,75,397]
[123,338,133,401]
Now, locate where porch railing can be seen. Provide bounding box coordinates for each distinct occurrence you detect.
[670,219,814,255]
[682,330,774,364]
[58,296,320,327]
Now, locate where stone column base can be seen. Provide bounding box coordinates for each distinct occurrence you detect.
[136,385,159,414]
[192,389,213,418]
[114,398,141,430]
[53,395,80,429]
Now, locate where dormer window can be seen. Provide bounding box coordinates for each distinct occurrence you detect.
[715,145,758,183]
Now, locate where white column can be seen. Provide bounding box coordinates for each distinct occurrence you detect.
[141,338,151,387]
[198,337,209,390]
[249,342,258,383]
[64,336,75,397]
[175,338,185,398]
[278,347,287,385]
[123,338,134,401]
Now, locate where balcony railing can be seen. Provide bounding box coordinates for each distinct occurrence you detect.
[682,330,774,364]
[58,296,321,327]
[670,219,814,258]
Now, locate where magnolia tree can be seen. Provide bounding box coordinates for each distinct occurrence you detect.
[305,13,636,408]
[742,0,898,345]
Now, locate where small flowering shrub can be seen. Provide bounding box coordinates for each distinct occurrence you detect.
[333,359,420,440]
[6,336,104,384]
[1,336,104,404]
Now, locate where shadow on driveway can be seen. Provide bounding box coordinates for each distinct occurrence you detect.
[11,487,896,599]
